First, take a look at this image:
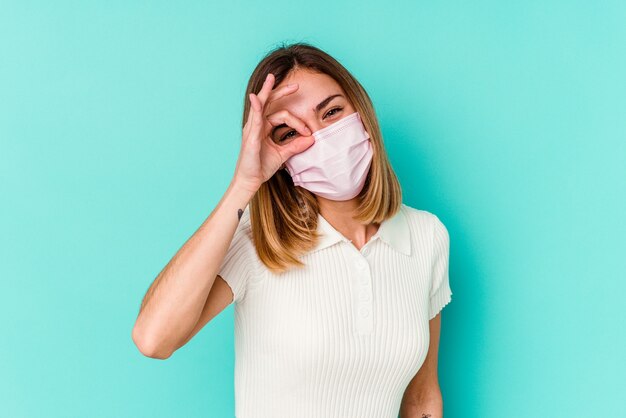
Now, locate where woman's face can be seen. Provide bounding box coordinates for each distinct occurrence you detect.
[264,68,356,146]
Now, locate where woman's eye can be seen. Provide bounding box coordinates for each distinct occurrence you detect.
[324,107,343,119]
[279,107,344,142]
[279,130,297,142]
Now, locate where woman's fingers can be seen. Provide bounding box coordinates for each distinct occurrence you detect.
[243,95,257,140]
[266,109,312,142]
[282,135,316,161]
[258,73,301,110]
[265,83,299,108]
[246,93,264,144]
[249,93,262,113]
[256,73,276,105]
[245,74,283,141]
[243,74,273,137]
[245,73,304,147]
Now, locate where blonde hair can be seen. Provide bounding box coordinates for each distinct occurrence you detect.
[242,42,403,274]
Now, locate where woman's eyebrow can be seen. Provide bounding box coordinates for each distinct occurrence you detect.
[314,94,344,113]
[270,94,345,140]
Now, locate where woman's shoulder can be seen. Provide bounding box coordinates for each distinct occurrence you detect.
[400,203,450,251]
[400,202,446,227]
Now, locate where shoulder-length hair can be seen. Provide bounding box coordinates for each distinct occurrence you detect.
[242,41,402,274]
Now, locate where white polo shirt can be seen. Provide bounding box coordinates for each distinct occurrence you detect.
[218,202,452,418]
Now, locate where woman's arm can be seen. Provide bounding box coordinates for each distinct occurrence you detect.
[131,72,311,360]
[400,313,445,418]
[131,179,255,359]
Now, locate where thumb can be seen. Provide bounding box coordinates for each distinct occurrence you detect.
[282,135,315,160]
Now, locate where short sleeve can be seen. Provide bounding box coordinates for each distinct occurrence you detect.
[429,214,453,319]
[217,206,263,304]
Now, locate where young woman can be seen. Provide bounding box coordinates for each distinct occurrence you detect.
[133,42,453,418]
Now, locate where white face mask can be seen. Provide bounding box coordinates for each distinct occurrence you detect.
[284,111,373,201]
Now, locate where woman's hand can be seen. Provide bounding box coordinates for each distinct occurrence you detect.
[232,72,315,196]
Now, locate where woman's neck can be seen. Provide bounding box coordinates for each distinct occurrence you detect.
[317,197,380,250]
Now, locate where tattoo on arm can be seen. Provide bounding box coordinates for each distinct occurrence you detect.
[421,414,432,418]
[237,208,243,221]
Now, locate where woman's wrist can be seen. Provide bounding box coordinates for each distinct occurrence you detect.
[227,177,257,208]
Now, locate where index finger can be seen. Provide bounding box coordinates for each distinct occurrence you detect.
[255,72,276,103]
[264,82,299,110]
[256,75,298,108]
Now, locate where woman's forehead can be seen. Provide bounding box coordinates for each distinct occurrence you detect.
[268,71,345,115]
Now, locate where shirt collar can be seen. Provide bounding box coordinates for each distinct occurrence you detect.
[310,204,411,256]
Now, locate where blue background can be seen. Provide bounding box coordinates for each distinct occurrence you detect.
[1,1,625,417]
